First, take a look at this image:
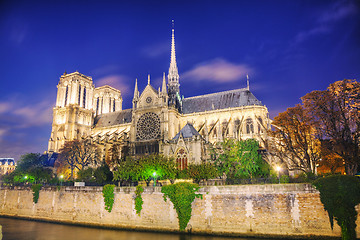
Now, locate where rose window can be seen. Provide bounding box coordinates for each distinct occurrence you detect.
[136,112,160,140]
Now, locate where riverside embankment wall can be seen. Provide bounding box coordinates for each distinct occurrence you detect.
[0,184,359,239]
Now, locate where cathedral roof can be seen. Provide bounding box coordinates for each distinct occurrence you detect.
[182,88,263,114]
[93,109,132,128]
[173,123,201,140]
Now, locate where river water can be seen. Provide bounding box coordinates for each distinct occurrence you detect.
[0,217,280,240]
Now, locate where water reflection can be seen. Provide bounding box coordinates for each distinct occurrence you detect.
[0,217,275,240]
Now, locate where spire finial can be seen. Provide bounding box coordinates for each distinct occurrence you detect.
[133,78,139,101]
[168,20,179,85]
[162,72,167,94]
[148,74,150,85]
[246,74,250,90]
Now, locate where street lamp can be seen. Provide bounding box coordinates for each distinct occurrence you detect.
[276,166,281,184]
[59,175,64,187]
[153,172,157,187]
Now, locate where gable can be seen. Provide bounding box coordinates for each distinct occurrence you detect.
[137,84,159,108]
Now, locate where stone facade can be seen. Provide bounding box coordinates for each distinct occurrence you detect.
[48,26,270,164]
[0,184,359,238]
[0,158,16,175]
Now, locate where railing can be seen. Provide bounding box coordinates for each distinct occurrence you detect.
[0,177,313,188]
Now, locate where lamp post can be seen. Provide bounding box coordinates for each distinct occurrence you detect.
[153,172,157,187]
[276,166,281,184]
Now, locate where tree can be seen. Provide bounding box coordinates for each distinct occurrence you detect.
[113,154,177,186]
[135,154,177,185]
[93,164,113,184]
[211,139,269,179]
[302,79,360,175]
[113,156,137,185]
[4,153,54,184]
[16,153,42,171]
[56,139,99,180]
[267,104,321,174]
[187,163,219,184]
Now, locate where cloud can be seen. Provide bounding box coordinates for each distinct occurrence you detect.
[0,102,11,114]
[90,65,121,76]
[319,0,357,23]
[95,75,131,96]
[182,58,252,83]
[142,42,169,58]
[0,98,53,138]
[0,94,54,160]
[294,0,357,44]
[295,26,329,43]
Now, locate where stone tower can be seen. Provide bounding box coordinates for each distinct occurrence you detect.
[48,71,95,152]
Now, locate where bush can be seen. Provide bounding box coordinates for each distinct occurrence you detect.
[176,169,189,180]
[280,175,289,183]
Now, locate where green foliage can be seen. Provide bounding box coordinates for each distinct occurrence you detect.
[114,154,177,185]
[176,169,190,180]
[187,163,219,184]
[17,153,42,171]
[313,175,360,240]
[280,175,289,183]
[161,182,202,231]
[211,139,269,179]
[5,153,54,185]
[113,156,137,184]
[94,164,113,184]
[134,185,144,216]
[31,184,42,204]
[77,167,94,182]
[102,184,115,213]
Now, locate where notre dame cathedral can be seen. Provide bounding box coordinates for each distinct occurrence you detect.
[48,26,270,168]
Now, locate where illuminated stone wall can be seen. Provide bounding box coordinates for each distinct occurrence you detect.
[0,184,358,238]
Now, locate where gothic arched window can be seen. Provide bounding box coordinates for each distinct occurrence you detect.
[78,85,81,105]
[176,148,188,170]
[96,98,99,114]
[258,117,263,133]
[64,86,68,106]
[246,118,254,134]
[83,88,86,108]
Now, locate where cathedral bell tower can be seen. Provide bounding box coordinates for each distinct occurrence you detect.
[48,71,95,152]
[167,21,182,112]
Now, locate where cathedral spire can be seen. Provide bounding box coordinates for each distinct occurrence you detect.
[169,20,179,81]
[167,20,181,112]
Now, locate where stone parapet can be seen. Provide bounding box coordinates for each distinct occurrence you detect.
[0,184,358,239]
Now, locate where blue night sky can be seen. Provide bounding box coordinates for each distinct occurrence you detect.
[0,0,359,161]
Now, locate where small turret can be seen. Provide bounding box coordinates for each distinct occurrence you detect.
[132,78,139,109]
